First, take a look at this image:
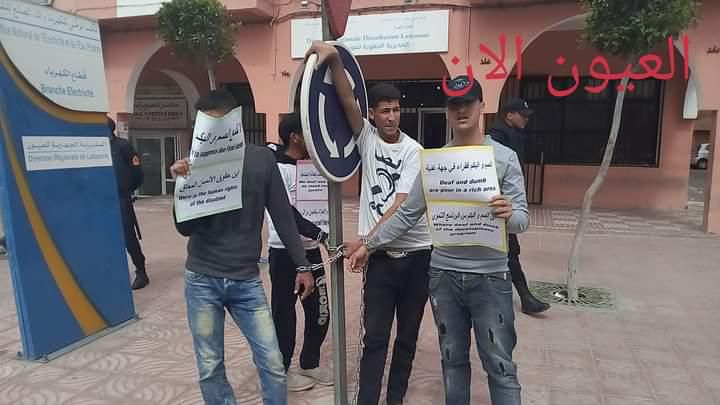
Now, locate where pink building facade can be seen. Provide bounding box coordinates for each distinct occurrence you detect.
[53,0,720,232]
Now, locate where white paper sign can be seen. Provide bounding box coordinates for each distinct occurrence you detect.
[296,160,328,201]
[421,146,507,251]
[291,10,449,58]
[174,107,245,222]
[295,160,329,233]
[296,200,329,233]
[422,146,500,202]
[22,136,111,171]
[0,0,109,112]
[427,203,507,251]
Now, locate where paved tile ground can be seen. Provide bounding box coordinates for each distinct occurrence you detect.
[0,196,719,404]
[343,200,707,238]
[530,204,706,237]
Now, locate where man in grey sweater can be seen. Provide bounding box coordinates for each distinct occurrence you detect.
[347,77,529,405]
[171,89,315,405]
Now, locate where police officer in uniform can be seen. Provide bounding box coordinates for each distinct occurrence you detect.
[488,98,550,315]
[108,117,149,290]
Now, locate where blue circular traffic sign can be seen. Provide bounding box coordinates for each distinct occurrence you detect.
[301,42,368,183]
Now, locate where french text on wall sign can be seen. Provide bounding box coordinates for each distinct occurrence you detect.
[443,34,690,98]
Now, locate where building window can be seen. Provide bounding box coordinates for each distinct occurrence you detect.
[521,77,663,167]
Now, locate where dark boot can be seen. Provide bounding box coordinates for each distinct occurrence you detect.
[508,235,549,315]
[131,269,149,290]
[518,286,550,315]
[513,277,550,315]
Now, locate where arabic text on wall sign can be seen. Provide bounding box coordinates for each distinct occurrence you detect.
[22,136,112,171]
[0,0,108,111]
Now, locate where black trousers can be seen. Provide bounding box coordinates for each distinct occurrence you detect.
[508,233,527,288]
[269,247,329,371]
[357,249,431,405]
[119,196,145,272]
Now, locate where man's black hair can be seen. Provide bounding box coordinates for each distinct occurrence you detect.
[279,112,302,145]
[368,82,401,109]
[195,89,239,114]
[107,116,116,135]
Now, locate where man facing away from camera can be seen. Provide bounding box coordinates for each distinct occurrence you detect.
[171,89,315,405]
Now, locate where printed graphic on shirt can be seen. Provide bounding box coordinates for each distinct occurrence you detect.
[369,151,402,217]
[357,119,431,249]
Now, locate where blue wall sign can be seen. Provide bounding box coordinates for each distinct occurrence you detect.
[0,2,135,361]
[300,41,368,183]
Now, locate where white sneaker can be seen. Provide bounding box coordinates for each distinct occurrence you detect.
[287,371,315,392]
[297,366,334,386]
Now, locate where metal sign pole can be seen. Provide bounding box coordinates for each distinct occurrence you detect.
[329,175,348,405]
[322,3,349,405]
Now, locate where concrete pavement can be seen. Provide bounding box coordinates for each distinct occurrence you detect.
[0,197,718,404]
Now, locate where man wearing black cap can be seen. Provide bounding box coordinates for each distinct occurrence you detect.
[108,117,149,290]
[347,75,528,405]
[488,98,550,315]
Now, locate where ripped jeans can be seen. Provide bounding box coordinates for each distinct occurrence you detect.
[429,268,521,405]
[185,269,287,405]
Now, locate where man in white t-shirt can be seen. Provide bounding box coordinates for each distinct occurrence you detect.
[265,112,333,392]
[305,41,432,405]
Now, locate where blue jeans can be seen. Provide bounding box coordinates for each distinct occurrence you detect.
[184,269,287,405]
[429,268,521,405]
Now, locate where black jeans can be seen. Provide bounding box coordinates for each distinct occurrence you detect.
[268,247,329,371]
[507,234,526,288]
[357,249,431,405]
[119,196,145,272]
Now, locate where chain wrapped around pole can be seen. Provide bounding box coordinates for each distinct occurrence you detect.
[297,244,347,273]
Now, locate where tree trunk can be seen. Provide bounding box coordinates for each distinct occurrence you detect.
[207,63,217,90]
[566,55,637,302]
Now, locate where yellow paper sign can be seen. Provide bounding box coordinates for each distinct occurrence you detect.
[420,146,507,252]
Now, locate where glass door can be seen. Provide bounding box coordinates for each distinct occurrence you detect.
[132,132,178,196]
[135,138,162,196]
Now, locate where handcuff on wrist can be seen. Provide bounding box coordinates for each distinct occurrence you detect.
[317,231,329,250]
[296,265,314,273]
[361,236,375,254]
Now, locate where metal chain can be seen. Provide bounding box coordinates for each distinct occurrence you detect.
[297,244,346,272]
